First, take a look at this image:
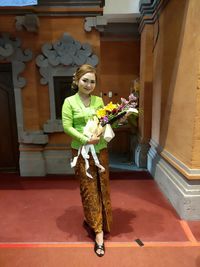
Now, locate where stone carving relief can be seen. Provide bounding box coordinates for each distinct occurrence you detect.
[0,33,48,144]
[15,14,40,33]
[36,32,99,132]
[84,16,107,32]
[36,32,98,85]
[0,33,32,88]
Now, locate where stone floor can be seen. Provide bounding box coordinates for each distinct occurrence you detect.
[109,152,145,171]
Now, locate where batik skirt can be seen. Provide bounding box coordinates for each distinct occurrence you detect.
[72,148,112,234]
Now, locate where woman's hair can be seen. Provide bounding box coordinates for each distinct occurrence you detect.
[71,64,97,91]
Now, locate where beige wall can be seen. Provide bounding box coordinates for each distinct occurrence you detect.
[139,25,153,143]
[152,1,192,165]
[150,0,200,175]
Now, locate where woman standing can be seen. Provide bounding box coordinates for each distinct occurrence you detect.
[62,64,112,257]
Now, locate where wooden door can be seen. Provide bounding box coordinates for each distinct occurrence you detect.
[0,63,19,171]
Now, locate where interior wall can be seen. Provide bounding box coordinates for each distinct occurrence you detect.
[0,15,140,155]
[100,39,140,104]
[151,0,199,167]
[100,38,140,154]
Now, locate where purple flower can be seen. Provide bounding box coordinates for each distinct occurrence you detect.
[129,93,137,101]
[121,98,129,105]
[103,116,109,123]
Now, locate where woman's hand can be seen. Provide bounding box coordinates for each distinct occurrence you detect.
[87,134,100,145]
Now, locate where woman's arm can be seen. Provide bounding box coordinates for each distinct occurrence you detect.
[62,99,89,145]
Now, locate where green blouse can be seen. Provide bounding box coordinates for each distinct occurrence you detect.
[62,93,107,153]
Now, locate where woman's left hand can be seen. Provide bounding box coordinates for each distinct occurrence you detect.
[87,134,100,145]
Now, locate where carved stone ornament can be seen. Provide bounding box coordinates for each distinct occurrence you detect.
[84,16,107,32]
[16,14,40,33]
[0,33,32,88]
[36,32,99,85]
[35,32,99,132]
[0,33,48,145]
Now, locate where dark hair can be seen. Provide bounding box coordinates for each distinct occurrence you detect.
[71,64,97,91]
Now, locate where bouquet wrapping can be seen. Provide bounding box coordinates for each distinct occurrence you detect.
[83,117,115,143]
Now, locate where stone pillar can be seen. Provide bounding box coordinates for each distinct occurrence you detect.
[135,24,153,168]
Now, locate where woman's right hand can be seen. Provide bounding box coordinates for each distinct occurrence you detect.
[87,134,100,145]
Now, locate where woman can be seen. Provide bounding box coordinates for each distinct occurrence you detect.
[62,64,112,257]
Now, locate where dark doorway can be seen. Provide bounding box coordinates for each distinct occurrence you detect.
[0,63,19,171]
[53,76,74,119]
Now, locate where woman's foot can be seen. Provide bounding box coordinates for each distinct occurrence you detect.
[94,231,105,257]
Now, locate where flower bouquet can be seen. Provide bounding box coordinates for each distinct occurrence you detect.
[83,93,139,142]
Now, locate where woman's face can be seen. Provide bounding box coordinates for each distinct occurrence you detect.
[77,72,96,96]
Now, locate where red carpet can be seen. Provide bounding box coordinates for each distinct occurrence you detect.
[0,171,199,267]
[0,171,199,242]
[0,245,200,267]
[187,221,200,241]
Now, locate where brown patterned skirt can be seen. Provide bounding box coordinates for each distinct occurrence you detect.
[72,148,112,234]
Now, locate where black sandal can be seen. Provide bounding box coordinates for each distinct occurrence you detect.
[94,241,105,257]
